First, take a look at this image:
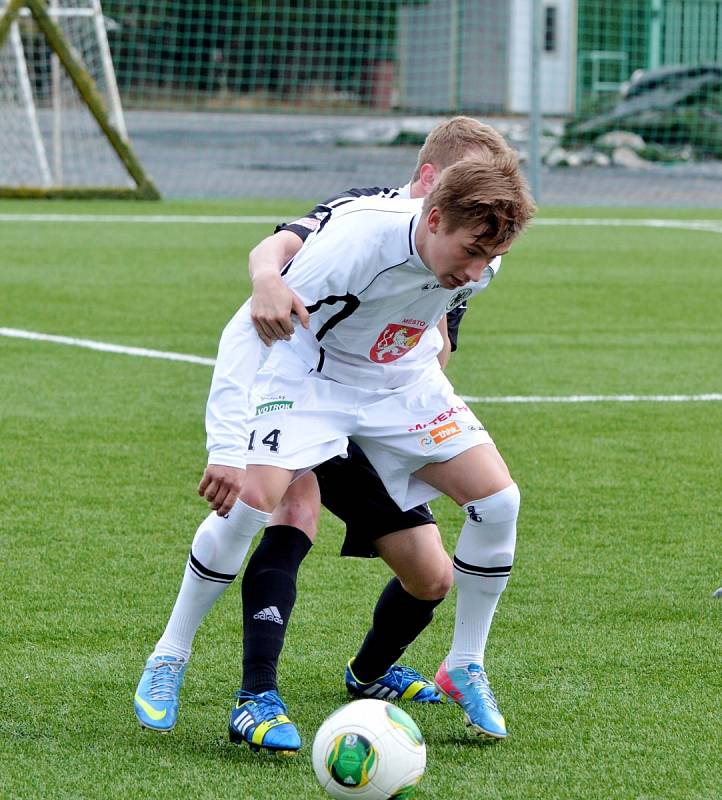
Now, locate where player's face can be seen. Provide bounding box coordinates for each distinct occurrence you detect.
[424,208,512,288]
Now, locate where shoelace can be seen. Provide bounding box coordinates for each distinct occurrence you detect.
[234,690,287,722]
[464,667,499,711]
[146,659,185,701]
[386,665,432,692]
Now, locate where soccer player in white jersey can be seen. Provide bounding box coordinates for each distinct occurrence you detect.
[180,156,529,743]
[134,120,526,751]
[225,154,534,744]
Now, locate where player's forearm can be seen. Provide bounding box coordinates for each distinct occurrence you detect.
[248,230,303,283]
[437,316,452,369]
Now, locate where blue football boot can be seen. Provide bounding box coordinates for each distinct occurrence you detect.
[435,659,507,738]
[345,658,442,703]
[228,689,301,754]
[134,655,188,732]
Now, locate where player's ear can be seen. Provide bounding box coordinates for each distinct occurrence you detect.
[426,206,441,234]
[419,162,437,193]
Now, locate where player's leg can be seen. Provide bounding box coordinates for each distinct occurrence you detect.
[226,369,355,752]
[345,523,452,703]
[134,466,291,733]
[230,472,320,753]
[241,471,320,694]
[315,443,447,703]
[416,444,518,738]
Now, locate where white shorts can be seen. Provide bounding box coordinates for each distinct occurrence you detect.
[247,358,493,510]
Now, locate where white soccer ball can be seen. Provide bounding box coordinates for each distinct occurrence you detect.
[312,699,426,800]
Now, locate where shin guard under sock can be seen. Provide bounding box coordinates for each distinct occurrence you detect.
[241,525,312,693]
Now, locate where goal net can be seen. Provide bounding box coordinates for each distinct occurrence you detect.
[0,0,158,197]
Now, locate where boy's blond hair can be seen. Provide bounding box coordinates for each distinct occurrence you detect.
[412,117,512,182]
[423,155,536,246]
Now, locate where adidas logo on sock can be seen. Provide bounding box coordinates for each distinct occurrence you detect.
[253,606,284,625]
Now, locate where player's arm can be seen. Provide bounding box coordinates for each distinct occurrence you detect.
[437,315,452,369]
[249,229,310,346]
[198,304,262,515]
[439,255,500,369]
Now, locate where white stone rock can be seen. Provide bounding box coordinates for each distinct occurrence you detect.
[544,146,569,167]
[612,146,653,169]
[597,130,646,151]
[566,152,583,167]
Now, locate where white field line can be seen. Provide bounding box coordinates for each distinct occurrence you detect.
[0,327,215,366]
[0,214,281,224]
[535,218,722,234]
[0,214,721,233]
[2,327,719,404]
[461,393,722,404]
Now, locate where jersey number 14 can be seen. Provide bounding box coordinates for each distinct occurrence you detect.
[248,429,281,453]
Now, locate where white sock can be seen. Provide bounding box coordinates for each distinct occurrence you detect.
[152,500,271,661]
[446,483,519,670]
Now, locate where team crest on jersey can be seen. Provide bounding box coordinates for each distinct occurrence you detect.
[370,322,426,363]
[446,288,472,311]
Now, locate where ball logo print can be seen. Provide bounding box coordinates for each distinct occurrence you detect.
[312,699,426,799]
[327,733,376,788]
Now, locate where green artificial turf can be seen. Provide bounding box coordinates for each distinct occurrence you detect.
[0,201,720,800]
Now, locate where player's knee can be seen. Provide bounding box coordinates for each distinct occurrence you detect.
[465,482,520,525]
[238,484,278,514]
[404,558,453,601]
[271,495,320,539]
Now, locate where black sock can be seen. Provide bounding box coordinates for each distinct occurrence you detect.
[351,577,443,684]
[241,525,312,693]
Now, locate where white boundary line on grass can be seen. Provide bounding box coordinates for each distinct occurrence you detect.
[0,327,215,366]
[2,327,719,404]
[0,214,281,224]
[0,214,722,233]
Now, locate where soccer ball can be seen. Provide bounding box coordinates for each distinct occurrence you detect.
[312,699,426,800]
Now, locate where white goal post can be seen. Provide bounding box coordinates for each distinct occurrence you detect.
[0,0,158,198]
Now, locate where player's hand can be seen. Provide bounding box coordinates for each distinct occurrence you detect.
[198,465,246,517]
[251,273,309,346]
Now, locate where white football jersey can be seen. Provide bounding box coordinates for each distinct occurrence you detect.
[205,186,412,467]
[276,196,499,390]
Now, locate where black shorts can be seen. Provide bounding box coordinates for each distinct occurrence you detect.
[313,441,436,558]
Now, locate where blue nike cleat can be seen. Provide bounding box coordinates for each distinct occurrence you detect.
[435,659,507,738]
[345,658,442,703]
[134,655,188,732]
[228,690,301,754]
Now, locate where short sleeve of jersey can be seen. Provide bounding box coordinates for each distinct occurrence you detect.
[275,203,328,242]
[275,187,399,243]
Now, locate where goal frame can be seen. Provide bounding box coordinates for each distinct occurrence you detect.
[0,0,159,199]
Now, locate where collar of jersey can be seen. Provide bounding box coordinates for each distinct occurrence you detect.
[407,212,428,270]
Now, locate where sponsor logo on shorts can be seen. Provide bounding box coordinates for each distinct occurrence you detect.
[370,322,426,363]
[418,421,462,450]
[446,288,472,311]
[255,400,294,415]
[408,404,470,432]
